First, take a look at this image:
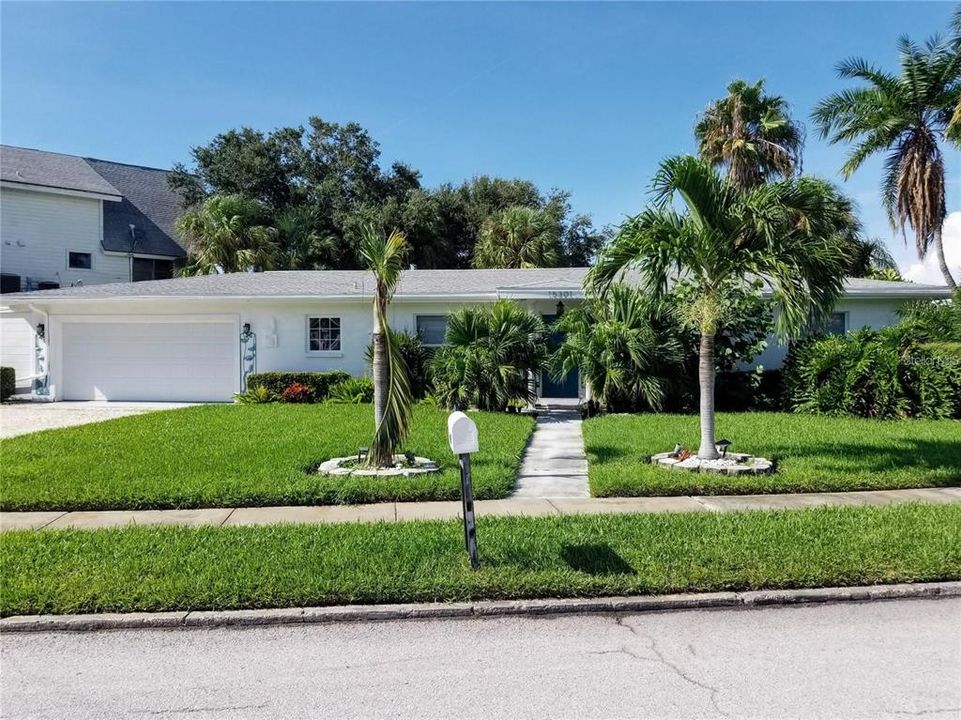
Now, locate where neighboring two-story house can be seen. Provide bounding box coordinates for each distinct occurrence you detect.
[1,145,187,392]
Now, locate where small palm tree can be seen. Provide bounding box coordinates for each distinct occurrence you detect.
[813,36,961,287]
[359,226,413,467]
[695,79,804,188]
[549,284,683,411]
[431,301,547,411]
[472,206,562,269]
[590,156,849,459]
[176,194,279,275]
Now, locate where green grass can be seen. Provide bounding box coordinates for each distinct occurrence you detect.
[2,503,958,615]
[0,404,534,511]
[584,413,961,497]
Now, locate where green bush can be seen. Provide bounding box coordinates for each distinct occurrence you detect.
[246,371,350,403]
[329,377,374,404]
[233,385,276,404]
[366,331,432,399]
[785,326,961,419]
[0,367,14,402]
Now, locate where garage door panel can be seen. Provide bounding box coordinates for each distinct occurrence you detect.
[61,320,237,402]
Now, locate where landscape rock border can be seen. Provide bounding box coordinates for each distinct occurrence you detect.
[316,455,440,478]
[2,581,957,633]
[651,451,775,475]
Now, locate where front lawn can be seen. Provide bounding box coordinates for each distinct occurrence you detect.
[584,413,961,497]
[2,503,958,615]
[0,404,535,511]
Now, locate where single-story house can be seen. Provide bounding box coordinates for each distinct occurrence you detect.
[0,268,951,403]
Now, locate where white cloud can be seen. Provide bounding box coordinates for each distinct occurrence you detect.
[903,212,961,286]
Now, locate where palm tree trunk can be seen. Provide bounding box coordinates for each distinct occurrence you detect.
[697,332,719,460]
[371,304,388,465]
[933,228,957,289]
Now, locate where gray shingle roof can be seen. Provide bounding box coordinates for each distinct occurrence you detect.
[85,159,187,258]
[1,145,121,198]
[0,268,951,303]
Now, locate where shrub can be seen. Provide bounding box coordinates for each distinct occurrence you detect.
[0,367,14,402]
[281,383,313,404]
[366,331,432,399]
[785,326,961,419]
[233,385,276,404]
[246,371,350,403]
[715,369,786,412]
[328,377,375,404]
[431,301,547,411]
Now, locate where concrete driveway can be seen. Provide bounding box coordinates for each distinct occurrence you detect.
[0,401,195,439]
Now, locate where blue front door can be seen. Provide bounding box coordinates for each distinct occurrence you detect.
[541,314,579,398]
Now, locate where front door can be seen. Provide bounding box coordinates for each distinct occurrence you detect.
[541,314,579,398]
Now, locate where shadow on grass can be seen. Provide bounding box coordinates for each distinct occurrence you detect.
[561,544,636,576]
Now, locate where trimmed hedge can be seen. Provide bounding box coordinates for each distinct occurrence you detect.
[245,371,350,403]
[0,367,14,402]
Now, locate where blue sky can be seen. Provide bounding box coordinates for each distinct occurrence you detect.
[2,2,958,279]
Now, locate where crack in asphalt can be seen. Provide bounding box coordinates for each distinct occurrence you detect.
[890,708,961,717]
[613,615,729,718]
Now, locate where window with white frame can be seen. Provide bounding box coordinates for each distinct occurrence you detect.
[307,316,341,352]
[416,315,448,346]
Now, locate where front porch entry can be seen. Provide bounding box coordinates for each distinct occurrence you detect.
[541,313,579,399]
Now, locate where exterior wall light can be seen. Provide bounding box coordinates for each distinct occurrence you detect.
[716,439,732,457]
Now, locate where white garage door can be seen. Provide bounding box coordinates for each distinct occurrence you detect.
[0,314,35,392]
[61,319,237,402]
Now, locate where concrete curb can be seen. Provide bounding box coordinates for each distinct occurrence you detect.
[2,581,958,633]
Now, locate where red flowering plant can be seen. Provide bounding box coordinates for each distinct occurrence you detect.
[281,382,313,403]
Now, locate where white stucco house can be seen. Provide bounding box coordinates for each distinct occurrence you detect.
[0,268,951,403]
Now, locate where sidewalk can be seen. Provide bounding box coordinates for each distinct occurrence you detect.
[512,408,590,498]
[3,486,959,531]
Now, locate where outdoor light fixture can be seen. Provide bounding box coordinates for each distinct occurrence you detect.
[555,301,565,317]
[357,447,369,462]
[716,439,732,458]
[36,323,45,340]
[241,322,252,338]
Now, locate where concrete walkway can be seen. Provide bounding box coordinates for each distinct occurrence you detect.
[512,408,590,498]
[3,487,958,532]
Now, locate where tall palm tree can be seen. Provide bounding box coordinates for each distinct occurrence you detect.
[695,79,805,188]
[472,206,562,269]
[549,284,683,411]
[813,36,961,288]
[359,226,413,467]
[176,194,279,275]
[589,156,849,459]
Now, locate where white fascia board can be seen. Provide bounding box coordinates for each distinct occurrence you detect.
[101,250,185,260]
[0,180,122,202]
[497,287,585,300]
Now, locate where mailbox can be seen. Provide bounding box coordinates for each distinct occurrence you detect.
[447,411,479,455]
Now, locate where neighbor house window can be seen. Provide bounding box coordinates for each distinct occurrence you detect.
[307,316,341,352]
[820,312,848,336]
[68,252,92,270]
[132,258,174,282]
[416,315,448,346]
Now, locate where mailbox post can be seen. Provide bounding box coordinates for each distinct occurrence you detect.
[447,411,480,569]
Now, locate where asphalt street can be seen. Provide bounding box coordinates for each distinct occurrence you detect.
[2,597,959,719]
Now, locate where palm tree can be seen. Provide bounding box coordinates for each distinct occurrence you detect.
[813,36,961,287]
[359,226,413,467]
[176,194,279,275]
[844,237,901,279]
[472,206,562,269]
[549,284,683,411]
[695,79,804,188]
[589,156,849,459]
[431,300,547,411]
[275,205,336,270]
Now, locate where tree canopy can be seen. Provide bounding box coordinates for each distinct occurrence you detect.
[169,116,606,271]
